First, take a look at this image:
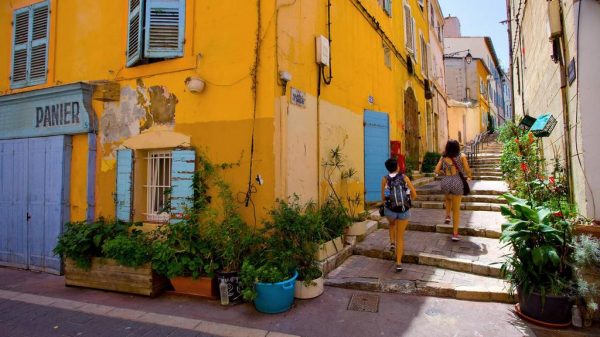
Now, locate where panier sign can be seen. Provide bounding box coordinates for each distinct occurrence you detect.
[0,83,95,140]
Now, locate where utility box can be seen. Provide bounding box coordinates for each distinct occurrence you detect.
[547,0,562,38]
[315,35,330,66]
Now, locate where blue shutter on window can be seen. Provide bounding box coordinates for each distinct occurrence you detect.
[144,0,185,58]
[384,0,392,17]
[170,149,195,221]
[116,149,134,222]
[11,7,30,88]
[29,2,49,85]
[126,0,144,67]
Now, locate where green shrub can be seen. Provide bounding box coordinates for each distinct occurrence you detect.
[421,152,441,173]
[53,219,131,270]
[102,230,152,268]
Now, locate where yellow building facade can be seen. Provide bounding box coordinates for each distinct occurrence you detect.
[0,0,435,271]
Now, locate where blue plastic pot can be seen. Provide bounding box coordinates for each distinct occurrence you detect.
[254,271,298,314]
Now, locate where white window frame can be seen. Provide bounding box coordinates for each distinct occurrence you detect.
[145,150,172,221]
[383,41,392,69]
[404,3,415,54]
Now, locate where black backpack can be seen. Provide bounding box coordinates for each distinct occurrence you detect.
[385,174,411,212]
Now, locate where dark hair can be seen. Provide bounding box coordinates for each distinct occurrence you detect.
[443,139,460,158]
[385,158,398,173]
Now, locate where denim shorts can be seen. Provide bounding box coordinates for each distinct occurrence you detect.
[384,208,411,220]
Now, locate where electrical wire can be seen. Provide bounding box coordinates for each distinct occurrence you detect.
[242,0,262,227]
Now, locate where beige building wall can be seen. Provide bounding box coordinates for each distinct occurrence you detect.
[509,0,598,219]
[429,0,449,153]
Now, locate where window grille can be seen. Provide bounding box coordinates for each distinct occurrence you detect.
[145,151,172,221]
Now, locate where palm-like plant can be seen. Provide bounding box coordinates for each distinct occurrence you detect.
[500,193,573,298]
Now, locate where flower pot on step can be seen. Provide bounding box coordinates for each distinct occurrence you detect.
[254,271,298,314]
[315,236,343,261]
[169,276,217,299]
[346,220,368,236]
[574,224,600,239]
[294,277,324,299]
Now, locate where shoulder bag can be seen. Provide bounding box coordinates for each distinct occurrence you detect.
[451,157,470,196]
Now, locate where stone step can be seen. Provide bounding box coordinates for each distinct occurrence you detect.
[412,176,435,187]
[412,201,502,212]
[415,194,506,204]
[353,229,507,278]
[416,181,509,196]
[472,170,502,175]
[471,175,504,181]
[325,255,514,303]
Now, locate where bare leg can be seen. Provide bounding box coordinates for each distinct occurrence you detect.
[451,195,462,235]
[388,218,396,245]
[444,194,452,219]
[395,219,409,265]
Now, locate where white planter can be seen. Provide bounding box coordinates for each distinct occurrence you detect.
[346,220,368,236]
[315,236,344,261]
[294,277,324,299]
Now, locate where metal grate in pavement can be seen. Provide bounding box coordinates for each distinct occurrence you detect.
[347,293,380,313]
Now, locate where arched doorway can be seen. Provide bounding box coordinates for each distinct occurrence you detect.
[404,87,420,166]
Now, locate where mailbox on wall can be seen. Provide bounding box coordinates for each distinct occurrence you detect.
[390,141,406,173]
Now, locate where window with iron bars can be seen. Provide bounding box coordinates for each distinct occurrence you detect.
[145,151,172,221]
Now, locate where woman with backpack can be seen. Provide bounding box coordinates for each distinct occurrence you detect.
[381,157,417,272]
[435,139,472,242]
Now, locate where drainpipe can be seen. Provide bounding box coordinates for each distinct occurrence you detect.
[558,1,574,203]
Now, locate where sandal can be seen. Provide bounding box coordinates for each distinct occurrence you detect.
[395,264,403,272]
[451,234,461,242]
[444,216,451,224]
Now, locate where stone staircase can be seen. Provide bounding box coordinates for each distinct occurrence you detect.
[326,140,515,304]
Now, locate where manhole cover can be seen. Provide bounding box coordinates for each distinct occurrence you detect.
[347,293,380,313]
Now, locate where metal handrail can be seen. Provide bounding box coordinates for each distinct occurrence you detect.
[464,131,498,165]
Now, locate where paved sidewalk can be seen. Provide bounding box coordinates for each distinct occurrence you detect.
[1,298,219,337]
[1,267,599,337]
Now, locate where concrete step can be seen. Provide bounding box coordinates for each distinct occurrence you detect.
[472,170,502,175]
[412,176,435,187]
[353,229,507,278]
[415,194,506,204]
[412,201,502,212]
[325,255,514,303]
[417,188,504,196]
[471,175,504,181]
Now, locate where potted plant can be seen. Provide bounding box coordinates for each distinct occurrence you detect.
[572,234,600,326]
[150,220,219,299]
[54,219,167,297]
[317,197,350,261]
[241,197,314,312]
[500,193,574,326]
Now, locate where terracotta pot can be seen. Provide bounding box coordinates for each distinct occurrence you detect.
[169,276,217,299]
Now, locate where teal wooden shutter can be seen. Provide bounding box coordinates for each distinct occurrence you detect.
[29,2,49,85]
[11,7,30,88]
[116,149,134,222]
[170,149,195,221]
[144,0,185,58]
[384,0,392,17]
[126,0,144,67]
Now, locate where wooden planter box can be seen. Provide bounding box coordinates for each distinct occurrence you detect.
[65,258,167,297]
[169,276,217,299]
[574,224,600,239]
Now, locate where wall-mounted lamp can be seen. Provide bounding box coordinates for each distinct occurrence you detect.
[185,77,205,93]
[279,71,292,95]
